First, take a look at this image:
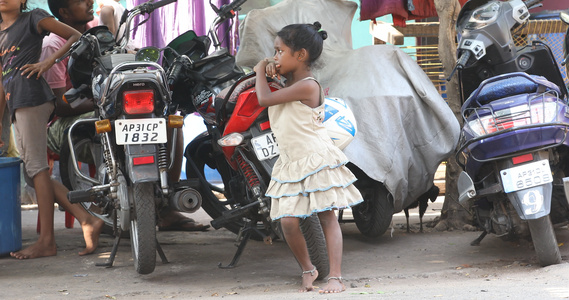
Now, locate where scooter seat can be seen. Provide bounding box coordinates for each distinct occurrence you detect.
[466,73,561,107]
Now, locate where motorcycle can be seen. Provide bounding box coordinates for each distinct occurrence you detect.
[452,0,569,266]
[56,0,191,274]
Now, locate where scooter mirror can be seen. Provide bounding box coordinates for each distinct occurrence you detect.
[135,47,162,62]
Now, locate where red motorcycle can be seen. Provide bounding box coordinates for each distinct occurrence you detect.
[158,0,331,274]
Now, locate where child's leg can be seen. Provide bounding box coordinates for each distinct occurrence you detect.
[52,179,103,255]
[317,210,346,293]
[280,217,319,292]
[10,104,58,259]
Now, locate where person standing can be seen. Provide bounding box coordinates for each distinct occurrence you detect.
[1,0,103,259]
[254,22,363,293]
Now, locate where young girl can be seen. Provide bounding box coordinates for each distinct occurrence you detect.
[254,22,363,293]
[0,0,103,259]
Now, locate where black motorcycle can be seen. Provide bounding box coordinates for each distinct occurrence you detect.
[57,0,196,274]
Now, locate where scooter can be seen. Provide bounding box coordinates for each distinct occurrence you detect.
[453,0,569,266]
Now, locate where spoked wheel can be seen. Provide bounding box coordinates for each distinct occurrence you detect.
[130,182,157,275]
[528,216,561,267]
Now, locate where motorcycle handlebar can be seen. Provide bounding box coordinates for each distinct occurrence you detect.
[70,39,89,60]
[523,0,543,8]
[149,0,177,10]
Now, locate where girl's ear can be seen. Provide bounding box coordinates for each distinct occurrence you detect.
[297,49,308,62]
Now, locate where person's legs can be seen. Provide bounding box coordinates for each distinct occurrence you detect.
[280,216,318,292]
[52,179,103,255]
[10,103,57,259]
[317,210,345,293]
[10,102,102,259]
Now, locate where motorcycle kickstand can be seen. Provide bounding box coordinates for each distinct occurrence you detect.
[218,219,262,269]
[470,230,488,246]
[156,238,168,264]
[96,229,122,268]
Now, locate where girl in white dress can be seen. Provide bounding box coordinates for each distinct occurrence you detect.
[254,22,363,294]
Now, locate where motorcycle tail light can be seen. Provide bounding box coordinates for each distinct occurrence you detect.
[123,89,154,114]
[218,132,244,147]
[133,155,155,166]
[259,120,270,131]
[512,153,533,165]
[467,102,558,136]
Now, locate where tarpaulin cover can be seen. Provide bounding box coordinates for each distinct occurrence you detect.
[235,0,460,212]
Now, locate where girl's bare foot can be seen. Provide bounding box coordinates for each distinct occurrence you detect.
[10,240,57,259]
[78,216,104,256]
[299,266,319,292]
[319,277,346,294]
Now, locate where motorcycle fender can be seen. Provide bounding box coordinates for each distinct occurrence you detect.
[458,171,476,205]
[506,183,552,220]
[125,144,159,183]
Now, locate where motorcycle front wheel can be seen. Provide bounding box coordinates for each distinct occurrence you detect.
[130,182,157,274]
[527,216,561,267]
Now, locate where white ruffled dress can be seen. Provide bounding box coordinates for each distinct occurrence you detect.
[266,78,363,220]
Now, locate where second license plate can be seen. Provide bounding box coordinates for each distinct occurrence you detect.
[500,159,553,193]
[252,132,280,161]
[115,118,167,145]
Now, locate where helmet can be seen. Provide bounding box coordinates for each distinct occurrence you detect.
[323,97,357,150]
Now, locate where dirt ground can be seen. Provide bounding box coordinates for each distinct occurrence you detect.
[1,197,569,300]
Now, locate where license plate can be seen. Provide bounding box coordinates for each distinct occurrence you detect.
[252,132,279,161]
[115,118,167,145]
[500,159,553,193]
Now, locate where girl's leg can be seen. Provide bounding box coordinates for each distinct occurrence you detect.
[280,217,319,292]
[317,210,346,293]
[52,179,103,255]
[10,170,57,259]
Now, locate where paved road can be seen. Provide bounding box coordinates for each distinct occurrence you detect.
[1,199,569,299]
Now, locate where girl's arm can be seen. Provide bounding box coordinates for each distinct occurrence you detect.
[254,59,319,108]
[20,17,81,79]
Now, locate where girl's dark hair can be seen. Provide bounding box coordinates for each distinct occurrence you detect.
[48,0,68,21]
[21,0,28,12]
[277,21,328,66]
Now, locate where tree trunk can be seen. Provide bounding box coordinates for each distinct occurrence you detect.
[433,0,472,230]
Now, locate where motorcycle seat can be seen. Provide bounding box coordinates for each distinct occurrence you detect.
[465,73,561,108]
[215,77,256,118]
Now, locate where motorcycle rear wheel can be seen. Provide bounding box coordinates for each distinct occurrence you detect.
[60,134,112,226]
[349,164,394,238]
[527,216,561,267]
[130,182,157,274]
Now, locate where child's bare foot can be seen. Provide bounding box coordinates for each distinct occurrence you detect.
[299,265,319,292]
[319,277,346,294]
[10,240,57,259]
[78,216,104,256]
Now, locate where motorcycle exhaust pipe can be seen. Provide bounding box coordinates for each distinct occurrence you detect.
[169,188,202,213]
